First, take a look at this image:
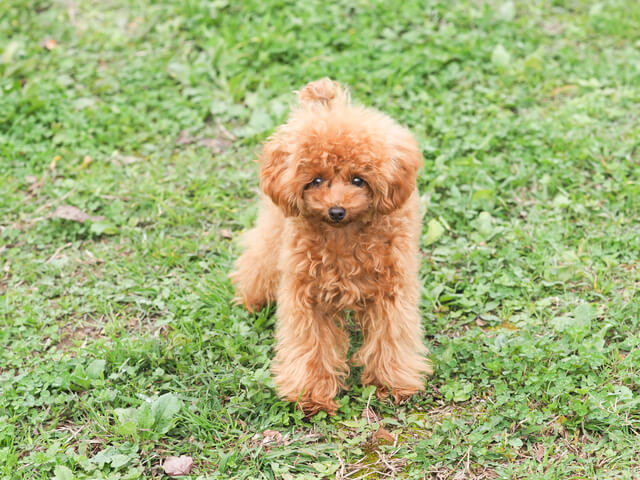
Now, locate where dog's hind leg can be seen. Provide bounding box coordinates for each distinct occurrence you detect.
[229,199,283,312]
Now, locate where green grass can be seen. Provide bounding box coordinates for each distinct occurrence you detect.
[1,0,640,478]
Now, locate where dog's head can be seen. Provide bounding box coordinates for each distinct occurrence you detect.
[260,78,422,225]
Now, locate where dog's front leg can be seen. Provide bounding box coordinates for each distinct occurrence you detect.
[355,292,432,403]
[271,279,349,416]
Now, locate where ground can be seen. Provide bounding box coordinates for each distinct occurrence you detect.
[1,0,640,479]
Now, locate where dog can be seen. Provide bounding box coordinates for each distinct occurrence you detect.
[230,78,431,415]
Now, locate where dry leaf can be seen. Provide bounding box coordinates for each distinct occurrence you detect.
[176,130,195,145]
[50,155,60,170]
[52,205,104,223]
[220,229,233,240]
[534,443,545,462]
[249,429,288,449]
[127,19,143,30]
[110,152,140,165]
[42,38,58,50]
[175,128,233,153]
[543,22,564,36]
[53,205,90,222]
[198,138,232,153]
[475,318,487,327]
[361,406,381,424]
[81,155,92,168]
[372,427,395,444]
[549,85,577,97]
[162,455,193,477]
[260,429,282,445]
[119,156,139,164]
[81,250,104,265]
[26,176,45,194]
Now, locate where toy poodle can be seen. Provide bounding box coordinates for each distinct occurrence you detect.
[230,78,431,415]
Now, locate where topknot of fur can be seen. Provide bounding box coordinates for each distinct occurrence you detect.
[297,77,350,107]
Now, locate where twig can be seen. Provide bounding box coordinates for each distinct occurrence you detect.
[35,189,75,214]
[465,444,471,474]
[453,445,472,474]
[46,242,72,263]
[336,450,346,480]
[67,0,78,27]
[217,119,236,141]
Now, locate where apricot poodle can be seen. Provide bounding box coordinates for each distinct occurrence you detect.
[230,78,432,415]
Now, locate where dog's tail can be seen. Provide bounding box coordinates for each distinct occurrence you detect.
[296,78,350,108]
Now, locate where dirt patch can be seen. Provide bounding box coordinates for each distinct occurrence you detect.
[57,315,107,351]
[424,464,499,480]
[337,447,407,479]
[125,311,169,338]
[55,306,168,352]
[174,124,235,154]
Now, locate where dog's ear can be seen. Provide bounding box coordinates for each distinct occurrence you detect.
[297,78,350,108]
[370,130,423,214]
[259,134,301,217]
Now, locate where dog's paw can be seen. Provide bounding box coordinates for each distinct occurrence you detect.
[391,387,422,405]
[368,383,422,404]
[232,295,265,314]
[373,384,390,401]
[297,397,338,417]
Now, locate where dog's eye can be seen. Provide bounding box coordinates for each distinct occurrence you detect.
[309,177,323,187]
[351,176,365,187]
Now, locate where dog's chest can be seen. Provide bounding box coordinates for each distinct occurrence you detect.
[302,233,396,308]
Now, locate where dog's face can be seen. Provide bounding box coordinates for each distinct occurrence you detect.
[259,80,422,225]
[299,154,374,226]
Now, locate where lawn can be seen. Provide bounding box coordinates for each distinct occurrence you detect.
[1,0,640,478]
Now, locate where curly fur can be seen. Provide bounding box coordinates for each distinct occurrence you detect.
[230,78,432,415]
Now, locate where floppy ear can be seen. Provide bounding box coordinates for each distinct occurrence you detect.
[259,134,301,217]
[371,131,423,214]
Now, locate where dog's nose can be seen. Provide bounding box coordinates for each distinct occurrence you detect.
[328,206,346,222]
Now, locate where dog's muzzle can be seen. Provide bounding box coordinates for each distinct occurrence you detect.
[328,206,346,222]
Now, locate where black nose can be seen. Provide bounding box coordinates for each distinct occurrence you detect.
[328,206,346,222]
